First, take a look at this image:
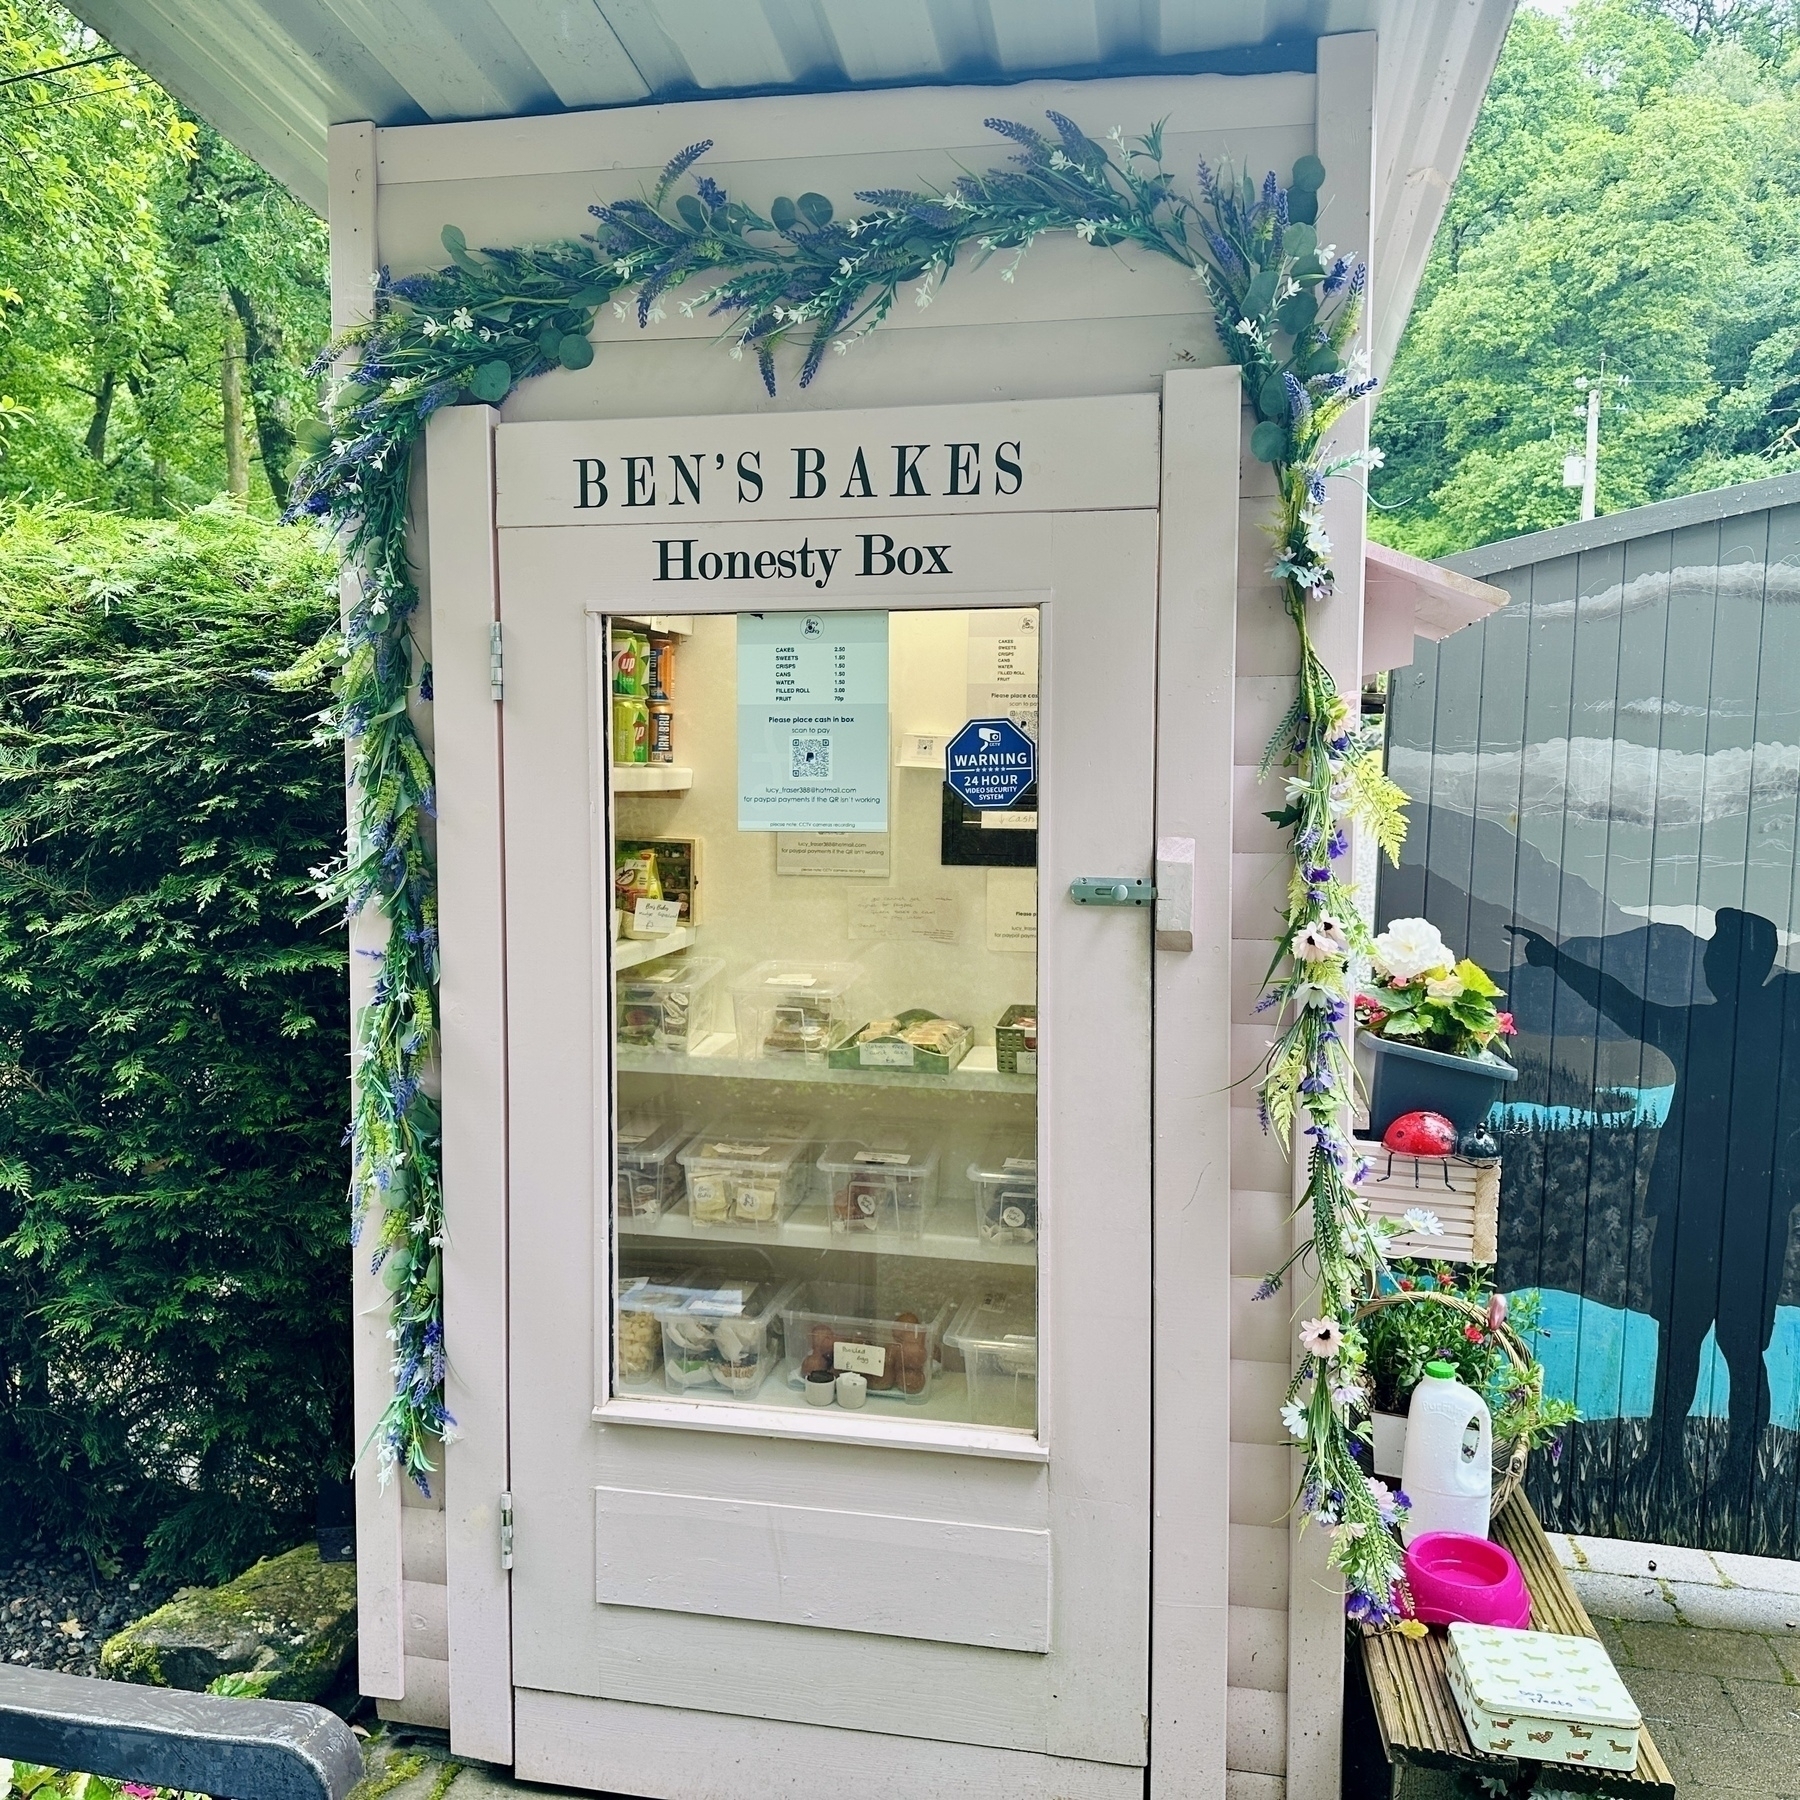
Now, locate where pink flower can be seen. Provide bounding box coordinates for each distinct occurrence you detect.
[123,1786,160,1798]
[1299,1316,1344,1360]
[1495,1011,1517,1036]
[1487,1292,1509,1333]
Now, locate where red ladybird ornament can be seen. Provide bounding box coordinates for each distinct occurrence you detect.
[1383,1110,1458,1157]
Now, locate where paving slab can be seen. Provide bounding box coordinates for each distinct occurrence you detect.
[1720,1674,1800,1732]
[1562,1535,1721,1585]
[1613,1621,1789,1681]
[1616,1666,1734,1725]
[1709,1552,1800,1599]
[1653,1722,1800,1793]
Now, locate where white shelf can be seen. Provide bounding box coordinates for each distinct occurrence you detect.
[613,764,693,793]
[614,615,694,637]
[616,1036,1035,1095]
[615,1367,1032,1435]
[613,927,696,970]
[618,1195,1035,1266]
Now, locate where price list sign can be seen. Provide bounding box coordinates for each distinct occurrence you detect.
[737,611,890,832]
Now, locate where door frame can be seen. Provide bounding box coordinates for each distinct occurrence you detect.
[426,367,1244,1795]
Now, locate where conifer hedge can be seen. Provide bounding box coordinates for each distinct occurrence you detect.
[0,503,349,1580]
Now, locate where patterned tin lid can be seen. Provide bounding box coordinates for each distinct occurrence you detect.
[1447,1624,1641,1730]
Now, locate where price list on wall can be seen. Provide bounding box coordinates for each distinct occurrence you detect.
[737,611,890,832]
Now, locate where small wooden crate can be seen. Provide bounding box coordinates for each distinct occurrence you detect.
[1354,1146,1499,1264]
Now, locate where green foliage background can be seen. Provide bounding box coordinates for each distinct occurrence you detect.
[0,504,349,1579]
[1373,0,1800,556]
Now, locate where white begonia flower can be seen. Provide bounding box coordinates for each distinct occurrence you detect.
[1371,917,1452,983]
[1425,972,1466,1001]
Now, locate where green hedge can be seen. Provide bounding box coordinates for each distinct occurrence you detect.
[0,503,350,1581]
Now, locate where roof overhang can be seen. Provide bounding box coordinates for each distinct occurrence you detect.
[62,0,1514,379]
[1363,539,1508,677]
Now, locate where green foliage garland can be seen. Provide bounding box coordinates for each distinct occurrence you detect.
[289,115,1413,1615]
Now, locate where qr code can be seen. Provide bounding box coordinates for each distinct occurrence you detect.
[791,735,830,779]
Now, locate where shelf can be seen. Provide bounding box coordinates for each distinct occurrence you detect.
[613,927,696,969]
[613,764,693,794]
[618,1194,1036,1266]
[617,1036,1036,1095]
[613,615,694,637]
[617,1366,1032,1435]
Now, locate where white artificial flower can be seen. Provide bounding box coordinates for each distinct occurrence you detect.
[1293,924,1342,964]
[1425,972,1465,1001]
[419,317,443,338]
[1280,1400,1310,1440]
[646,301,666,323]
[451,308,473,331]
[1315,914,1351,956]
[914,279,934,308]
[1075,219,1099,242]
[1299,1316,1343,1360]
[1049,149,1071,170]
[1371,917,1452,983]
[1234,317,1257,335]
[1402,1208,1445,1236]
[613,258,634,277]
[612,301,629,320]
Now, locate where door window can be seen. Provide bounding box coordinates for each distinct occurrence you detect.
[606,606,1039,1435]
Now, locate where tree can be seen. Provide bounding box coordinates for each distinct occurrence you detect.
[1372,1,1800,556]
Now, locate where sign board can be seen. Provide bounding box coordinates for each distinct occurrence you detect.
[737,611,889,832]
[946,717,1036,812]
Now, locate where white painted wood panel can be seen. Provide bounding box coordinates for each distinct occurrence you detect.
[1227,1525,1288,1612]
[592,1486,1052,1652]
[1230,1444,1291,1530]
[1228,1606,1288,1693]
[376,1656,450,1728]
[1226,1685,1287,1778]
[1231,1364,1292,1450]
[425,402,516,1764]
[495,395,1159,528]
[1150,364,1239,1800]
[402,1579,449,1661]
[400,1507,447,1585]
[1226,1770,1288,1800]
[1230,1191,1292,1281]
[514,1687,1146,1800]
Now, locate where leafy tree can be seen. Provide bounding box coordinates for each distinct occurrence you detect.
[0,4,327,515]
[0,503,349,1580]
[1372,0,1800,556]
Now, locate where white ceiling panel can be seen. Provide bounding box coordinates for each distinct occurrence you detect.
[492,0,650,107]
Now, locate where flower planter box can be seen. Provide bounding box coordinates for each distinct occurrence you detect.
[1365,1035,1517,1137]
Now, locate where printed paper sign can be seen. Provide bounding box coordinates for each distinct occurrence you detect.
[775,832,892,878]
[967,608,1039,737]
[738,611,889,832]
[847,890,962,944]
[986,867,1037,953]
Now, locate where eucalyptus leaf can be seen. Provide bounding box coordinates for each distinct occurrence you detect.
[675,193,707,231]
[1250,419,1287,463]
[467,359,512,403]
[426,1252,443,1296]
[1257,372,1290,421]
[1243,270,1278,318]
[382,1251,412,1293]
[770,195,798,233]
[1281,222,1317,260]
[1290,154,1325,193]
[1287,187,1317,226]
[558,333,595,370]
[1276,291,1318,336]
[797,191,833,228]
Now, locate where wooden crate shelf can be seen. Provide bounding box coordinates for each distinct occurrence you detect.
[1354,1144,1500,1264]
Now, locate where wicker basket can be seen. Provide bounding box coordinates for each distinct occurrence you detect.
[1352,1288,1537,1518]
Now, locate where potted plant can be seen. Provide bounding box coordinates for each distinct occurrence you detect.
[1356,1263,1577,1512]
[1357,917,1519,1135]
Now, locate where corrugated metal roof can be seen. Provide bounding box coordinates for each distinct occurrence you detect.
[62,0,1515,372]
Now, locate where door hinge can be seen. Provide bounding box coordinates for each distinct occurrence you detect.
[489,621,504,703]
[1069,877,1156,907]
[499,1491,515,1570]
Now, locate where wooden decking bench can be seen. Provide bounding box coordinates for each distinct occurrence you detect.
[1347,1489,1677,1798]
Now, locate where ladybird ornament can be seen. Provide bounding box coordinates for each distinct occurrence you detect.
[1459,1123,1501,1163]
[1383,1110,1458,1157]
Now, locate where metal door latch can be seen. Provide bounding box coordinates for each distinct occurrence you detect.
[1069,878,1156,907]
[499,1491,515,1570]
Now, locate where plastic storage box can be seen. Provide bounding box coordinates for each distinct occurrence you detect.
[969,1143,1039,1244]
[616,1268,705,1390]
[616,953,724,1054]
[817,1136,942,1238]
[828,1011,973,1074]
[945,1292,1039,1429]
[781,1284,957,1404]
[614,1116,688,1220]
[731,961,866,1062]
[678,1127,814,1230]
[658,1275,794,1399]
[994,1004,1038,1075]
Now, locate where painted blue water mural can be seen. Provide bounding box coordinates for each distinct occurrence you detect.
[1514,1290,1800,1430]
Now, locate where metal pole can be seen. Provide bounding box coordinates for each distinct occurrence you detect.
[1580,381,1600,522]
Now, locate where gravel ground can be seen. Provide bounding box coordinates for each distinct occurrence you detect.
[0,1532,181,1678]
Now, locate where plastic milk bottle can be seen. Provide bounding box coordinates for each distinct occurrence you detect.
[1400,1360,1493,1542]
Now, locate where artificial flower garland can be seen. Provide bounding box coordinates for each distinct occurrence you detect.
[289,114,1414,1616]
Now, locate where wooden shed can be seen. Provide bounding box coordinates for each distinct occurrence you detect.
[67,6,1517,1795]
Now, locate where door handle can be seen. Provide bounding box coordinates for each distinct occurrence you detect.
[1069,878,1155,907]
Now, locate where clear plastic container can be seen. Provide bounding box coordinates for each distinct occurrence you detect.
[968,1142,1039,1244]
[816,1135,941,1239]
[781,1284,957,1404]
[945,1292,1039,1430]
[614,1116,688,1220]
[658,1275,794,1399]
[616,953,725,1054]
[730,960,866,1062]
[616,1268,705,1390]
[677,1127,814,1230]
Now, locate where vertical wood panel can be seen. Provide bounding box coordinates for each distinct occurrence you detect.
[331,116,405,1704]
[1152,364,1243,1800]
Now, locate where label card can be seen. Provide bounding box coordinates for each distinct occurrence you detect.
[631,898,682,933]
[987,867,1037,953]
[833,1341,886,1377]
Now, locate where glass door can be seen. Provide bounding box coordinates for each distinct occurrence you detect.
[605,606,1040,1438]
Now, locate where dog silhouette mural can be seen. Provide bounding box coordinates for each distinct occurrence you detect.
[1512,910,1800,1507]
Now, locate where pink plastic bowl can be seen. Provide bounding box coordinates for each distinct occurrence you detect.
[1404,1532,1531,1629]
